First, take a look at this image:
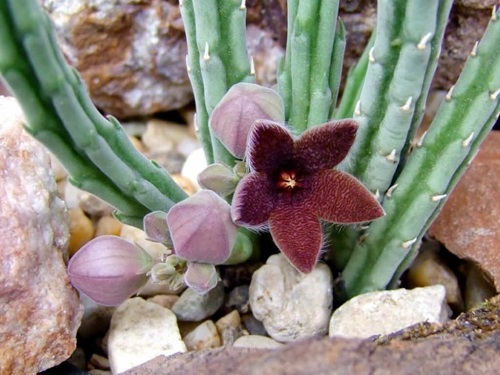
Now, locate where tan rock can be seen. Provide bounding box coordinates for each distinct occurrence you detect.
[429,131,500,291]
[68,207,95,257]
[0,97,83,374]
[183,320,222,351]
[94,216,123,238]
[216,310,243,346]
[147,294,180,310]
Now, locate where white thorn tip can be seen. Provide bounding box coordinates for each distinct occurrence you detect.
[470,41,479,57]
[203,42,210,61]
[185,55,190,72]
[359,225,370,230]
[431,194,447,202]
[358,233,369,243]
[400,96,413,112]
[385,149,397,162]
[354,100,362,116]
[462,132,474,147]
[374,189,381,200]
[193,113,199,132]
[416,131,427,147]
[386,184,398,198]
[492,5,498,21]
[240,0,246,9]
[445,85,455,101]
[417,32,433,50]
[250,56,255,75]
[368,47,376,63]
[490,89,500,100]
[402,238,417,249]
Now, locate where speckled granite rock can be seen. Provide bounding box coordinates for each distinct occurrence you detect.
[0,97,83,374]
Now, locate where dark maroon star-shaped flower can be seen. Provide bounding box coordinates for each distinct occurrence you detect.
[231,119,384,273]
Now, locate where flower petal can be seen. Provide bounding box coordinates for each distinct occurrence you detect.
[167,190,238,264]
[231,172,275,228]
[210,83,285,158]
[246,120,294,173]
[269,207,323,273]
[295,119,358,172]
[308,169,384,223]
[143,210,172,246]
[184,262,219,295]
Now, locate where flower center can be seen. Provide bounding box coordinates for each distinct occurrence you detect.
[277,170,300,190]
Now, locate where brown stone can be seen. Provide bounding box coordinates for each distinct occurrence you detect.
[429,131,500,291]
[122,295,500,375]
[0,97,83,374]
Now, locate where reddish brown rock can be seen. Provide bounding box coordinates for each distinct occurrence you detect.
[429,131,500,291]
[0,97,83,374]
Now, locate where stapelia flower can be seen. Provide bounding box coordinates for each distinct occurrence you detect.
[231,119,384,273]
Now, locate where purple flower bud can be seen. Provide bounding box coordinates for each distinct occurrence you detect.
[143,210,172,247]
[197,163,239,197]
[184,262,219,295]
[210,82,285,158]
[166,190,238,264]
[67,235,154,306]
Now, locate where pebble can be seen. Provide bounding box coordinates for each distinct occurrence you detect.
[68,207,95,257]
[183,320,222,351]
[406,242,463,309]
[329,285,451,339]
[464,263,497,311]
[171,174,197,196]
[88,370,112,375]
[225,285,250,314]
[94,216,123,238]
[181,148,207,190]
[233,335,284,349]
[249,254,333,343]
[216,310,243,346]
[78,294,116,339]
[172,282,225,322]
[241,313,268,336]
[107,297,186,374]
[147,294,180,310]
[128,135,145,153]
[142,119,177,153]
[89,353,110,370]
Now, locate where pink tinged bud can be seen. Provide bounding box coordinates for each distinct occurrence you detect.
[166,190,238,264]
[143,210,172,247]
[197,163,239,197]
[184,262,219,295]
[67,235,154,306]
[210,82,285,158]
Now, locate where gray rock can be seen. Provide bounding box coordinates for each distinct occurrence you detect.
[249,254,333,343]
[0,97,83,374]
[172,282,225,322]
[107,297,186,374]
[329,285,452,339]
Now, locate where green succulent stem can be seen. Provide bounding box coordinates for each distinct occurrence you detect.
[339,5,500,300]
[0,0,188,228]
[181,0,254,167]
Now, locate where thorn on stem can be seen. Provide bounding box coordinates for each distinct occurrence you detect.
[462,132,474,147]
[185,55,190,73]
[416,131,427,148]
[402,238,417,249]
[368,47,376,63]
[400,97,413,112]
[470,41,479,57]
[240,0,246,10]
[374,189,381,200]
[354,100,362,116]
[492,5,498,21]
[490,89,500,101]
[431,194,447,202]
[417,32,433,50]
[358,233,369,243]
[385,149,397,163]
[250,56,255,75]
[385,184,398,198]
[203,42,210,61]
[445,85,455,102]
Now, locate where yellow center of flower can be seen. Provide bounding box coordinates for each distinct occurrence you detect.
[278,170,299,190]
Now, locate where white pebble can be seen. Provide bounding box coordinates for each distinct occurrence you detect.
[249,254,333,343]
[329,285,451,339]
[107,297,186,374]
[183,320,221,351]
[181,148,207,190]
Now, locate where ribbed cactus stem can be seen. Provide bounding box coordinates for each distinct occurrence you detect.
[0,0,189,227]
[278,0,341,133]
[181,0,254,167]
[340,6,500,299]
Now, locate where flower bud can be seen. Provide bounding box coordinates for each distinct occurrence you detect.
[143,210,172,247]
[67,235,153,306]
[184,262,219,295]
[197,163,238,197]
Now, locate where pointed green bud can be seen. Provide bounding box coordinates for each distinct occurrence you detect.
[184,262,219,295]
[149,262,177,283]
[67,235,153,306]
[210,82,285,158]
[143,210,172,247]
[198,163,239,197]
[224,229,254,265]
[167,190,238,264]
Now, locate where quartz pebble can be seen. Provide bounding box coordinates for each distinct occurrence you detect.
[171,174,197,196]
[233,335,284,349]
[68,207,95,257]
[107,298,186,374]
[183,320,222,351]
[249,254,333,343]
[329,285,451,339]
[181,148,207,190]
[407,242,463,309]
[172,282,225,322]
[216,310,243,346]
